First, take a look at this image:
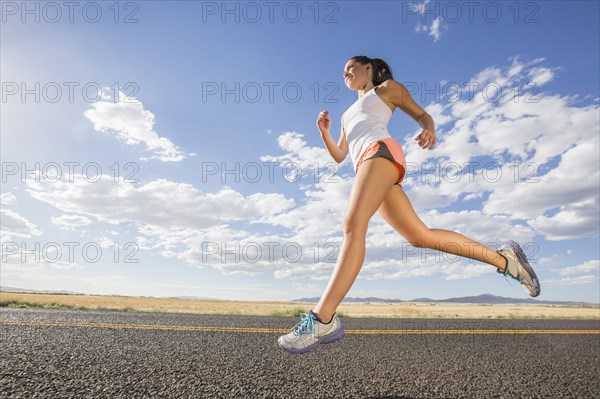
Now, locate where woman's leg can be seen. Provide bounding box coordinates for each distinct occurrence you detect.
[312,157,400,323]
[377,185,507,270]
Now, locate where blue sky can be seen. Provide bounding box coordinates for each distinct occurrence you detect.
[1,0,599,303]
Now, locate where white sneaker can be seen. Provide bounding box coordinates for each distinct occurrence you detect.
[277,310,345,354]
[497,240,541,297]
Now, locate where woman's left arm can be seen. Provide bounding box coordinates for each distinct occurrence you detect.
[385,80,437,150]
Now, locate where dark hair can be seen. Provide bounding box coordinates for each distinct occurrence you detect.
[349,55,394,86]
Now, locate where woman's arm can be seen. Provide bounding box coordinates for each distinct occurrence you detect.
[384,80,437,150]
[317,110,348,163]
[321,128,348,164]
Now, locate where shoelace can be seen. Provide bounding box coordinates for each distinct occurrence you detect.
[498,251,517,287]
[291,313,315,336]
[501,269,514,287]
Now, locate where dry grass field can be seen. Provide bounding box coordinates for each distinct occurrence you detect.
[1,292,598,319]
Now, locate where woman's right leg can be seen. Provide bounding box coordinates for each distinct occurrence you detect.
[312,157,400,323]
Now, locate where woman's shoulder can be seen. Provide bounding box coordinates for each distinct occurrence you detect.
[377,79,404,91]
[374,79,402,99]
[377,79,412,107]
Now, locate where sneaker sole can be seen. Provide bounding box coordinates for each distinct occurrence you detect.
[279,326,345,354]
[507,240,541,297]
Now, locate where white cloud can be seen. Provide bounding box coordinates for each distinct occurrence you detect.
[543,275,596,286]
[360,257,442,280]
[412,0,431,15]
[411,1,444,42]
[263,177,353,243]
[259,131,346,180]
[482,134,599,236]
[84,89,185,162]
[1,248,84,271]
[26,176,295,230]
[441,262,497,281]
[50,214,93,231]
[0,209,43,241]
[527,198,599,241]
[551,259,600,276]
[528,66,555,87]
[0,269,128,295]
[21,173,313,275]
[44,260,84,270]
[537,254,557,265]
[429,16,442,41]
[96,236,120,249]
[415,16,444,42]
[0,192,17,205]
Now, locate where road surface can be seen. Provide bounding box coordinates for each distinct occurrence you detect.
[1,308,598,398]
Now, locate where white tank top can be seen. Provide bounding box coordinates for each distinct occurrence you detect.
[342,87,393,171]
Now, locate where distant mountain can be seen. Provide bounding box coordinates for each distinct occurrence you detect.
[292,294,598,306]
[2,286,597,306]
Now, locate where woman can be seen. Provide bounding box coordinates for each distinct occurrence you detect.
[278,55,541,354]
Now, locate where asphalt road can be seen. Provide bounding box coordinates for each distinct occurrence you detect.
[1,308,599,399]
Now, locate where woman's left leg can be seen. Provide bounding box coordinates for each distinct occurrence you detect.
[377,184,507,270]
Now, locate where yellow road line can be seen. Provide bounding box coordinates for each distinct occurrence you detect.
[1,320,599,335]
[347,329,600,335]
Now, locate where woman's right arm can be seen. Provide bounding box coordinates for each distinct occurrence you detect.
[317,110,348,164]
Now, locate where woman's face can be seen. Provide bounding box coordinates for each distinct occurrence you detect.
[343,60,371,90]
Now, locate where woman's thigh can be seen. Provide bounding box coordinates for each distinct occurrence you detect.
[345,157,400,230]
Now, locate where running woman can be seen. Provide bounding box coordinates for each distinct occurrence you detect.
[277,55,541,354]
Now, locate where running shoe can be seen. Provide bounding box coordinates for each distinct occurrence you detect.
[497,240,541,297]
[277,310,345,354]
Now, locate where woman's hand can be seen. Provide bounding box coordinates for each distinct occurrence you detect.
[415,128,436,150]
[317,110,331,134]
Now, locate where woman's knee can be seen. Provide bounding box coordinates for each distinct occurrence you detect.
[342,215,369,236]
[405,229,433,248]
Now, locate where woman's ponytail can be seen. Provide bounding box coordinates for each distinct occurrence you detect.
[349,55,394,87]
[370,58,394,86]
